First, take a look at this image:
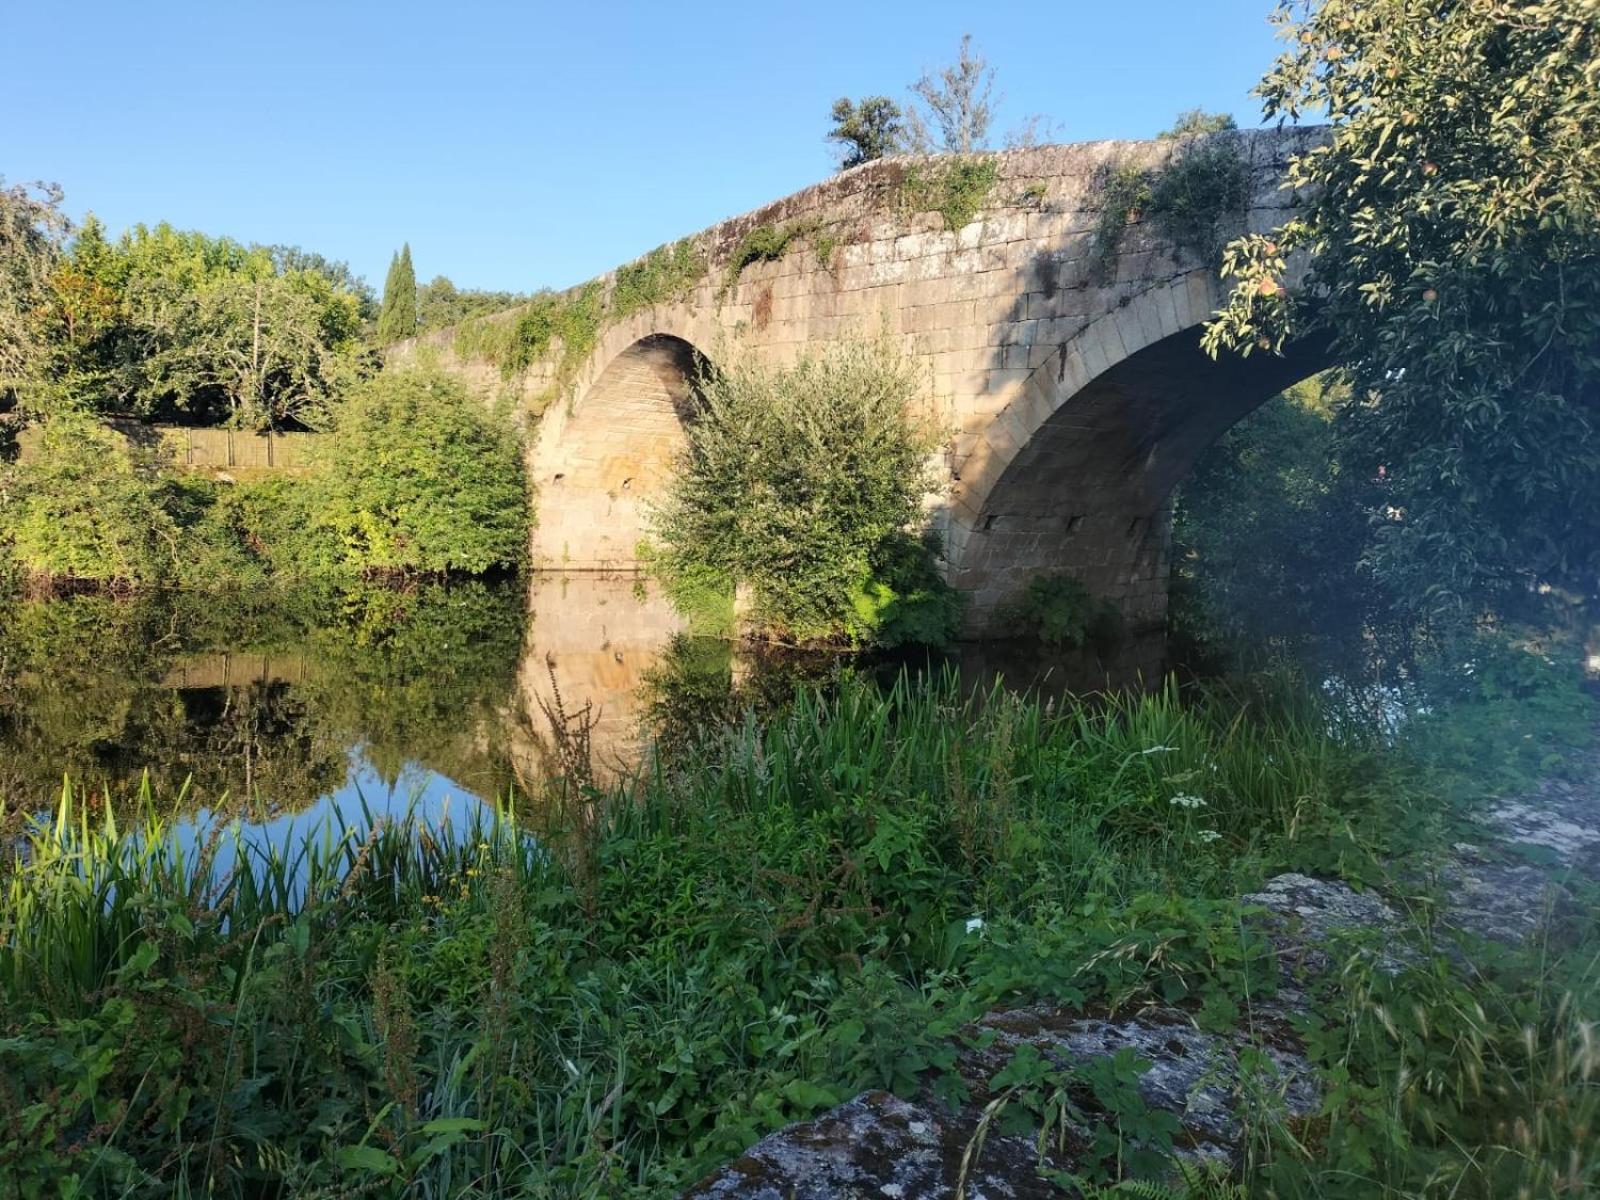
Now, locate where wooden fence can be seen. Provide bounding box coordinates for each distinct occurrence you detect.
[14,420,316,472]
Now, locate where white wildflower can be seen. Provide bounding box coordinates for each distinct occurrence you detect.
[1198,830,1222,843]
[1169,794,1206,810]
[965,916,986,934]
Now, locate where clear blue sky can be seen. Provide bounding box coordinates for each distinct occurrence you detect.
[8,0,1289,296]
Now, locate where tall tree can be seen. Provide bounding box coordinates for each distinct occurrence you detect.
[377,243,417,345]
[1204,0,1600,629]
[827,96,906,169]
[0,178,69,407]
[905,34,997,154]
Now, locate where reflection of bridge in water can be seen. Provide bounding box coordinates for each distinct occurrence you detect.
[508,575,1172,791]
[510,575,687,788]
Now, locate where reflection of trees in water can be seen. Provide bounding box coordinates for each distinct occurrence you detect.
[640,635,847,764]
[293,583,525,796]
[0,582,527,818]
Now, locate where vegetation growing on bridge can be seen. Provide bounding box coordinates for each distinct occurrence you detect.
[720,217,828,297]
[611,238,705,320]
[455,240,709,402]
[895,155,999,231]
[1089,121,1251,284]
[647,337,961,647]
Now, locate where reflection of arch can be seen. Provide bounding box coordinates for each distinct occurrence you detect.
[508,575,686,792]
[529,334,707,570]
[949,269,1332,636]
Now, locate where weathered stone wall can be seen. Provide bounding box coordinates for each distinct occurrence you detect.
[396,128,1328,636]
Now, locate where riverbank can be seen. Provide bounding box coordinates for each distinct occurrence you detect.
[3,647,1595,1198]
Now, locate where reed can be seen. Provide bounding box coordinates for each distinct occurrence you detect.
[0,666,1592,1198]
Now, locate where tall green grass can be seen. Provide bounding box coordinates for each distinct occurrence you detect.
[0,665,1594,1198]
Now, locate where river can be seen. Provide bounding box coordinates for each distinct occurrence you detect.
[0,575,1164,850]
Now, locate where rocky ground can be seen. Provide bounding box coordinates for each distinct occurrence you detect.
[683,742,1600,1199]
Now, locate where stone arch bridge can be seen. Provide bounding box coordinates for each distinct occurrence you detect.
[395,127,1328,638]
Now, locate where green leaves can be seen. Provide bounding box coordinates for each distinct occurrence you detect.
[648,338,950,645]
[312,366,529,576]
[1208,0,1600,622]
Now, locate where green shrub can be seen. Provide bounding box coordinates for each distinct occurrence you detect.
[313,366,528,576]
[1005,573,1125,651]
[897,157,999,230]
[0,412,179,584]
[612,239,704,319]
[851,530,964,648]
[1089,126,1248,283]
[721,219,824,296]
[1146,132,1249,264]
[174,475,343,584]
[648,338,946,645]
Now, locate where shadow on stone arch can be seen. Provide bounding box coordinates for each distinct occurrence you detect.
[953,324,1334,638]
[530,333,710,571]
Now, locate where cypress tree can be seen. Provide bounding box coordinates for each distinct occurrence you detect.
[377,243,418,344]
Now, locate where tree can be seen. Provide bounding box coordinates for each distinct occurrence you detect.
[265,245,376,320]
[377,244,417,345]
[110,230,363,428]
[648,338,957,645]
[417,275,527,332]
[45,223,367,428]
[1204,0,1600,628]
[827,96,906,168]
[905,34,997,154]
[1161,109,1237,138]
[0,178,69,406]
[312,366,528,575]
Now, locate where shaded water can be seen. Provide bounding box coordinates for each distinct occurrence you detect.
[0,575,1164,852]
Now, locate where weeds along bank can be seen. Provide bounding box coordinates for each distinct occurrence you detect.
[0,365,528,592]
[2,651,1596,1198]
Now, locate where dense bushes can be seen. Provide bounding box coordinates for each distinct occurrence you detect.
[0,366,528,588]
[648,338,961,646]
[314,368,528,576]
[1,412,179,585]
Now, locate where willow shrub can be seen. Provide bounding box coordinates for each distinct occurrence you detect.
[311,366,529,576]
[648,338,960,645]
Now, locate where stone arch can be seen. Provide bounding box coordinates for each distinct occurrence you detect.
[947,270,1332,636]
[529,332,708,570]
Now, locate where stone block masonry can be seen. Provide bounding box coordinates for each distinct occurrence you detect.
[392,128,1330,638]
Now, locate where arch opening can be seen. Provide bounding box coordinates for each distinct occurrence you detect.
[529,333,707,571]
[953,321,1333,640]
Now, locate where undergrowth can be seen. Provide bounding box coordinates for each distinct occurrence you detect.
[2,647,1593,1198]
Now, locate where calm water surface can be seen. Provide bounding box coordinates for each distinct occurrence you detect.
[0,575,1160,857]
